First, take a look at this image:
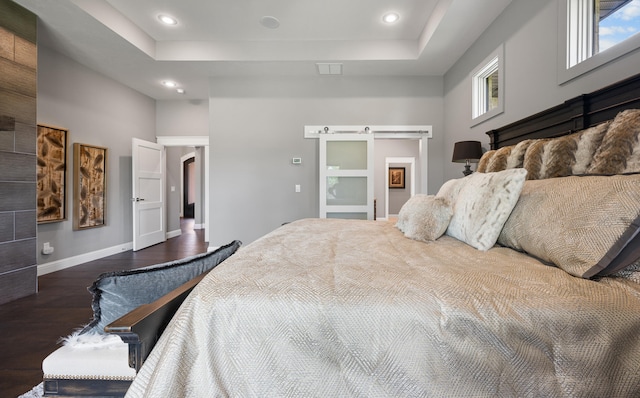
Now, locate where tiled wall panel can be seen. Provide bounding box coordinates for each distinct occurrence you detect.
[0,212,13,242]
[0,89,37,125]
[0,266,37,305]
[0,182,36,211]
[0,2,37,304]
[0,238,36,274]
[0,57,37,96]
[0,151,36,181]
[15,210,36,240]
[15,121,36,153]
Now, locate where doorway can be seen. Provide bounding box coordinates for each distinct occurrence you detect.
[182,155,195,219]
[385,157,416,220]
[156,136,210,243]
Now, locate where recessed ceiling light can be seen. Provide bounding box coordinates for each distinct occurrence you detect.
[382,13,399,24]
[176,88,185,94]
[158,14,178,25]
[260,16,280,29]
[162,80,177,88]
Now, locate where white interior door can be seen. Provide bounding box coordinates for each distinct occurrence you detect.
[132,138,166,251]
[319,133,374,220]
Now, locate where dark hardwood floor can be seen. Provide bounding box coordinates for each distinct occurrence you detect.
[0,219,208,397]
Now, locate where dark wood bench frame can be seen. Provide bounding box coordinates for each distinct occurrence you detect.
[43,271,209,397]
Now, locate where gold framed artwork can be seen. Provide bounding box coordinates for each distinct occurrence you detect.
[389,167,405,189]
[37,125,68,224]
[73,143,107,230]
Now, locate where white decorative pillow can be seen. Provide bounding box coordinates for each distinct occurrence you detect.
[446,168,528,251]
[435,177,467,207]
[396,194,429,233]
[400,195,453,242]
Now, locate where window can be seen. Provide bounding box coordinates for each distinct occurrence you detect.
[560,0,640,82]
[598,0,640,51]
[471,44,504,125]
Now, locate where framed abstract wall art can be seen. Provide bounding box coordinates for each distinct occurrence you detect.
[37,124,68,223]
[73,143,107,230]
[389,167,405,189]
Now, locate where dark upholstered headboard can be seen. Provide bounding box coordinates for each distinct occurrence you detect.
[486,73,640,149]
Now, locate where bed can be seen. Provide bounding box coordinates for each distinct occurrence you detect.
[126,75,640,398]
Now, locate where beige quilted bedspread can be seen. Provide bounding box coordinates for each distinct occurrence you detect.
[127,219,640,397]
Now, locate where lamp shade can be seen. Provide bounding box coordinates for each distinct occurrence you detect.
[452,141,483,163]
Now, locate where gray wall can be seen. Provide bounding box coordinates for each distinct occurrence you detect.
[0,1,37,304]
[166,146,183,234]
[442,0,640,183]
[156,100,209,137]
[208,76,445,246]
[36,45,156,264]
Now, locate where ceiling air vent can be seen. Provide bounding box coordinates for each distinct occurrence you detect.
[316,63,343,75]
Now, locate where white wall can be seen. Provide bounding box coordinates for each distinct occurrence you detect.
[208,76,445,245]
[36,45,156,265]
[443,0,640,183]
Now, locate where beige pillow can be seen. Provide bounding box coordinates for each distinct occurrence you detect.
[446,168,528,251]
[498,174,640,278]
[398,195,452,242]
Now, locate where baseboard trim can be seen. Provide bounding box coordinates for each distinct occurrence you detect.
[166,229,182,239]
[38,242,133,276]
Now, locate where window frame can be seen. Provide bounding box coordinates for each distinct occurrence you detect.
[471,44,504,126]
[558,0,640,84]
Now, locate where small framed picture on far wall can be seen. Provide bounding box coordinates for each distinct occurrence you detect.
[389,167,405,189]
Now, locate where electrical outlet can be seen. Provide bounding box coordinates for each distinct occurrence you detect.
[295,184,301,193]
[42,242,54,255]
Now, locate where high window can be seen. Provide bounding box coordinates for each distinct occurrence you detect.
[568,0,639,67]
[561,0,640,82]
[471,44,504,125]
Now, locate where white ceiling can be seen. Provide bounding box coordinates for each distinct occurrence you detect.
[13,0,513,100]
